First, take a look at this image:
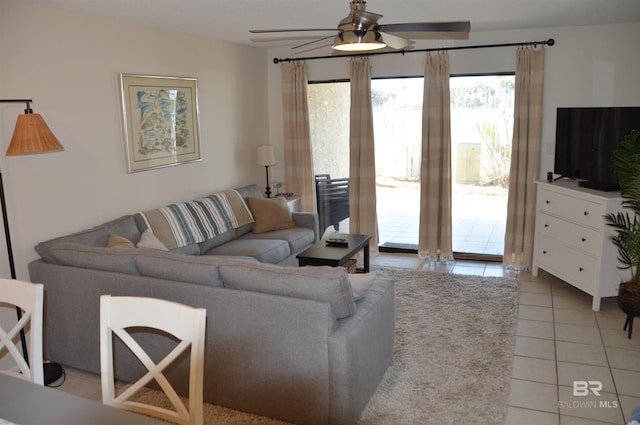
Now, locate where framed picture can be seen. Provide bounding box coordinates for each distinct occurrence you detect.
[120,74,202,173]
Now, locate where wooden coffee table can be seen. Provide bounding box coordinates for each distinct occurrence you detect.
[296,233,371,273]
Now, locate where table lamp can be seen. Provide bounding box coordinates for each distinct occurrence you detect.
[257,144,276,198]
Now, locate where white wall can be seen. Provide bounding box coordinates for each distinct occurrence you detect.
[0,0,638,283]
[265,22,640,189]
[0,0,270,280]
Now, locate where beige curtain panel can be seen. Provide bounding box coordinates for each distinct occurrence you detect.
[349,57,379,250]
[418,52,453,261]
[503,47,545,270]
[281,62,316,212]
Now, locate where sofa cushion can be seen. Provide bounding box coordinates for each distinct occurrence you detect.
[219,262,356,319]
[235,223,254,238]
[48,242,140,275]
[35,215,140,264]
[138,190,255,250]
[221,189,254,227]
[198,229,236,254]
[240,227,314,254]
[135,250,226,287]
[235,184,264,200]
[246,197,296,234]
[171,244,201,255]
[234,184,264,237]
[205,238,290,264]
[139,195,238,249]
[134,215,201,255]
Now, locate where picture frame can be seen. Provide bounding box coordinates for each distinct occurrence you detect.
[120,74,202,173]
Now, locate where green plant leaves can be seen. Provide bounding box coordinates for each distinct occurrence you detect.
[606,129,640,286]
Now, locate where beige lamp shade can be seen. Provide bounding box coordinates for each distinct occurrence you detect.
[6,113,64,156]
[257,144,276,166]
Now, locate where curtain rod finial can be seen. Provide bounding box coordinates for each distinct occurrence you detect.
[547,38,555,46]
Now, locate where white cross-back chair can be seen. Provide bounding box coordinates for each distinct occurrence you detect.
[0,278,44,385]
[100,295,206,425]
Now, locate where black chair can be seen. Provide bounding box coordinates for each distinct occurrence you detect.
[315,174,350,234]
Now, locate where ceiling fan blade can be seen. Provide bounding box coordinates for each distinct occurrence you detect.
[378,21,471,33]
[380,32,414,50]
[250,28,337,34]
[250,35,333,43]
[294,41,335,55]
[399,31,470,41]
[292,35,336,50]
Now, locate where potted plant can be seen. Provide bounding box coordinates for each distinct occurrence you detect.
[604,128,640,338]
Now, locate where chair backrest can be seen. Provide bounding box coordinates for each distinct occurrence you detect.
[100,295,206,425]
[0,278,44,385]
[315,174,350,233]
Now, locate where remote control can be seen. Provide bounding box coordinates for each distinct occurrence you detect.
[326,238,348,247]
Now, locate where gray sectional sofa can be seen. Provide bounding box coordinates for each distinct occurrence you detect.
[28,184,396,425]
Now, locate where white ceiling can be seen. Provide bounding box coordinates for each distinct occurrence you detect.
[22,0,640,49]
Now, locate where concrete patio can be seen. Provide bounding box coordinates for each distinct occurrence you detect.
[328,181,508,258]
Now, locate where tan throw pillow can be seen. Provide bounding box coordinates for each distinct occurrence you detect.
[107,234,134,249]
[246,197,296,234]
[136,229,169,251]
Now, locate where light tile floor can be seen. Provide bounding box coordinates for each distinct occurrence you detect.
[508,268,640,425]
[51,253,640,424]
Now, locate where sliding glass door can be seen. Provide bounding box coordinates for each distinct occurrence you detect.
[306,74,514,260]
[450,75,513,260]
[371,78,422,251]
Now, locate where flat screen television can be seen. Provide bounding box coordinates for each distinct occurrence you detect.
[553,106,640,191]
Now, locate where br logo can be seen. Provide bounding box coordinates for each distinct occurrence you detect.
[573,381,603,396]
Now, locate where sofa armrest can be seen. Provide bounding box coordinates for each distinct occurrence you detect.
[292,211,320,242]
[328,278,395,425]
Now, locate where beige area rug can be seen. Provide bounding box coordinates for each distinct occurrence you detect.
[135,266,519,424]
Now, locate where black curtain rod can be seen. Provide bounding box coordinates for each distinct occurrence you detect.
[272,38,555,64]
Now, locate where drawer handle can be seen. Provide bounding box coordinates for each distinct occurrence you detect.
[546,200,550,204]
[544,224,549,228]
[543,250,547,254]
[581,237,586,242]
[579,267,584,272]
[584,211,589,216]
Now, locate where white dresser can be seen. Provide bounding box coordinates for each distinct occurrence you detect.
[532,180,629,310]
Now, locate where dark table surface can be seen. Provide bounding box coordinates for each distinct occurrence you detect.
[296,232,371,272]
[0,374,167,425]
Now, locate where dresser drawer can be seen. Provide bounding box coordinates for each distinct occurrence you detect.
[534,234,596,293]
[537,187,604,229]
[535,212,600,256]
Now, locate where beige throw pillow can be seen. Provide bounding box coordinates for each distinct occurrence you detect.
[246,197,296,234]
[107,234,134,249]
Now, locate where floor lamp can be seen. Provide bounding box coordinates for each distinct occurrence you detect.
[0,99,65,385]
[257,144,276,198]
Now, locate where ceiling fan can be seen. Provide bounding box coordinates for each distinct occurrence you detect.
[250,0,470,52]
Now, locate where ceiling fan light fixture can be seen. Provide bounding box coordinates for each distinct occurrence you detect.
[351,9,383,30]
[332,30,385,51]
